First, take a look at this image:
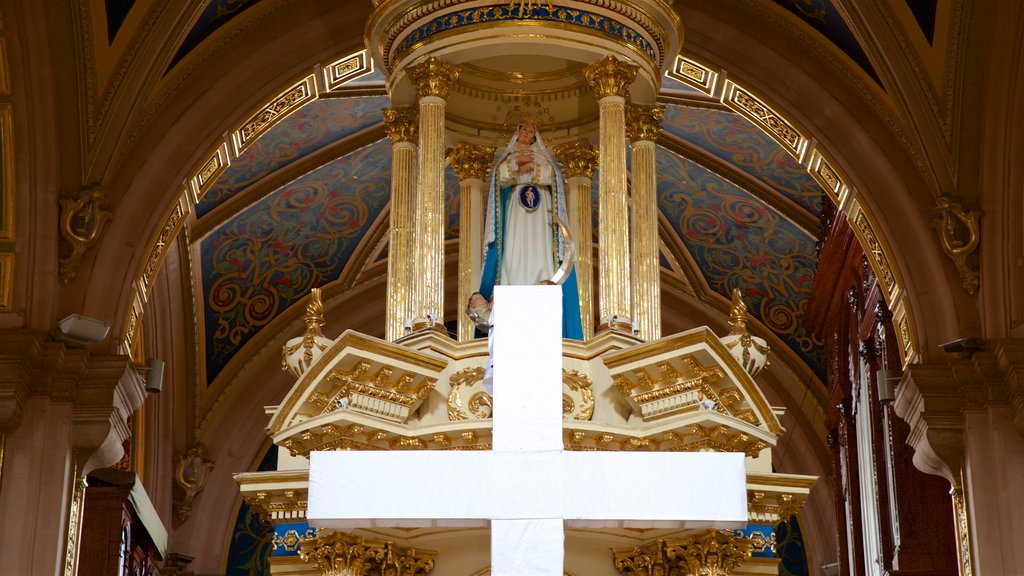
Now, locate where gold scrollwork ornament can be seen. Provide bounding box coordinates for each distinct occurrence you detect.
[173,442,214,523]
[935,196,980,294]
[59,184,113,284]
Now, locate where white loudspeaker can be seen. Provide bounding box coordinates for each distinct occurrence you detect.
[875,369,897,403]
[145,358,165,393]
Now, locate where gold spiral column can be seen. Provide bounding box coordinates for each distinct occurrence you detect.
[585,55,637,334]
[407,57,459,332]
[555,140,599,340]
[626,103,665,342]
[382,107,418,341]
[450,143,494,341]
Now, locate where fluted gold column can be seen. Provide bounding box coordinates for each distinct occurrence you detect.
[450,143,494,341]
[585,55,637,333]
[407,57,459,332]
[626,103,664,342]
[383,107,418,341]
[555,140,599,340]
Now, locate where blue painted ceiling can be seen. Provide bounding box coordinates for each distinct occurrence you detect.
[195,92,826,385]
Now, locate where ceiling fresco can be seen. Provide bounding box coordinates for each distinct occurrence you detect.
[196,96,827,384]
[661,105,823,220]
[657,148,825,375]
[196,96,389,217]
[200,139,392,382]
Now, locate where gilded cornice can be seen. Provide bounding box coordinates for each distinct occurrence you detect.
[369,0,679,73]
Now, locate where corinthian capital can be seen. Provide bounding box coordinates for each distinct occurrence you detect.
[626,103,665,142]
[554,140,599,178]
[584,55,638,99]
[299,530,436,576]
[449,143,495,181]
[407,57,460,99]
[382,107,418,143]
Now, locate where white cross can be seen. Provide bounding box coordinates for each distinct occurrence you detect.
[308,286,748,575]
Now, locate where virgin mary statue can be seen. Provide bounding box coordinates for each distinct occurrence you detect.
[478,123,584,340]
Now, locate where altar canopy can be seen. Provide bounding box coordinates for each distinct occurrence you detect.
[309,286,748,575]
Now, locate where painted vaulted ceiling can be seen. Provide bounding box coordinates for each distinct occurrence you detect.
[91,0,938,394]
[190,66,828,388]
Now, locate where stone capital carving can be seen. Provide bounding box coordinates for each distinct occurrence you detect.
[449,143,494,182]
[382,106,418,143]
[891,343,1024,482]
[407,57,460,100]
[299,530,436,576]
[0,329,145,474]
[626,103,665,142]
[554,140,599,178]
[584,55,638,99]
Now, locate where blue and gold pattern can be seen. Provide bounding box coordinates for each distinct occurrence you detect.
[392,5,656,67]
[226,446,278,576]
[734,524,778,558]
[775,516,810,576]
[201,140,392,384]
[197,97,389,217]
[657,147,826,376]
[662,105,823,219]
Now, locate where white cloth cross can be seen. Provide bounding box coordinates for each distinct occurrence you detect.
[309,286,748,575]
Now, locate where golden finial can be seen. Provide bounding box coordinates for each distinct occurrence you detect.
[728,288,747,335]
[303,287,326,335]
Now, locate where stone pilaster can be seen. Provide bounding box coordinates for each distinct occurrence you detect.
[625,103,664,342]
[555,139,599,340]
[407,57,459,333]
[0,330,145,576]
[894,343,1024,576]
[585,55,636,334]
[450,143,494,342]
[382,106,418,341]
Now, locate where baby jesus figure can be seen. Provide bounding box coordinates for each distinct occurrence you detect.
[466,292,492,333]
